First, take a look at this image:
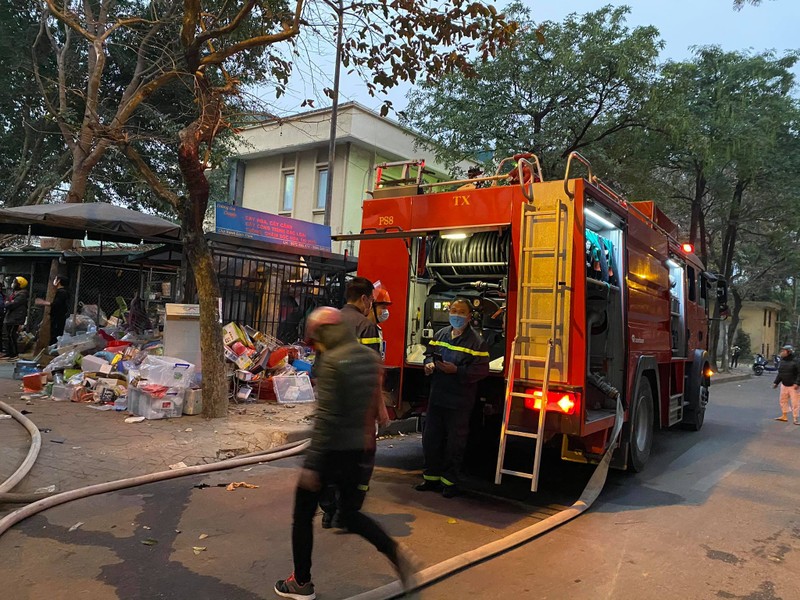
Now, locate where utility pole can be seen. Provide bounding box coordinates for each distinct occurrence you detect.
[323,0,344,228]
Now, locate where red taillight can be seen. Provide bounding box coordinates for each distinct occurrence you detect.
[681,243,694,254]
[523,389,577,415]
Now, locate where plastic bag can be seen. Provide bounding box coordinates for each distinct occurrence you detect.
[81,304,108,326]
[43,350,81,373]
[64,314,96,334]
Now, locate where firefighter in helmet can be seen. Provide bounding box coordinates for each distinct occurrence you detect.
[2,276,29,360]
[416,298,490,498]
[367,286,392,360]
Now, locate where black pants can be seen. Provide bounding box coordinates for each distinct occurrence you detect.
[422,402,472,486]
[320,447,376,518]
[292,449,397,583]
[731,355,739,368]
[4,323,19,357]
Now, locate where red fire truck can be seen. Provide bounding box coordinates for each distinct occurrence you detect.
[335,153,726,491]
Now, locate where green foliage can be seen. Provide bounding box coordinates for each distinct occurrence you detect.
[734,329,751,358]
[400,3,662,176]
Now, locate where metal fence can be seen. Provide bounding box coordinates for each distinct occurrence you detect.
[214,249,349,344]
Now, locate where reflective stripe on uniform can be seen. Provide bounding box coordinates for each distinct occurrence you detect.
[359,337,382,345]
[357,484,369,492]
[423,474,441,481]
[440,477,455,487]
[429,340,490,357]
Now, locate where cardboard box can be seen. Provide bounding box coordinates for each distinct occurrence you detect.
[183,388,203,415]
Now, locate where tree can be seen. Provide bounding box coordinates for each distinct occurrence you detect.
[401,3,662,176]
[0,4,69,208]
[41,0,516,417]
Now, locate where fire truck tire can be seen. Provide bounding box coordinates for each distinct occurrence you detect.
[682,372,709,432]
[628,379,655,472]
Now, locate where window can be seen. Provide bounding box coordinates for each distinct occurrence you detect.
[315,168,328,211]
[687,267,696,301]
[281,171,295,212]
[764,309,768,327]
[699,274,708,309]
[769,310,772,327]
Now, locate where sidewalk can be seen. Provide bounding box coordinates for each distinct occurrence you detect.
[0,368,313,500]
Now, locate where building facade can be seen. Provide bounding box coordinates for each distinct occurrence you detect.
[737,300,781,360]
[228,102,459,256]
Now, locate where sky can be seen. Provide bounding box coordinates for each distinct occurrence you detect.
[259,0,800,117]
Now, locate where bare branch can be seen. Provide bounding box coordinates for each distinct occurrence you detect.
[45,0,95,41]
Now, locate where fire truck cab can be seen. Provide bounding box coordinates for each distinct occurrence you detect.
[336,153,723,490]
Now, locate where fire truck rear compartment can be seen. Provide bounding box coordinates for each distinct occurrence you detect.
[583,206,625,423]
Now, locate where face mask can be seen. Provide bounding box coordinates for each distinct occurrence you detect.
[378,309,390,323]
[449,315,468,330]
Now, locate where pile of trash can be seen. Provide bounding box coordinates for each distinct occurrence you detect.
[19,304,197,420]
[222,322,315,404]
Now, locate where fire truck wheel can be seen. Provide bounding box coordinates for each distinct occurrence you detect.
[628,380,655,472]
[682,379,708,432]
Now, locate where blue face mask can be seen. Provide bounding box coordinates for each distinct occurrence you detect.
[449,315,468,330]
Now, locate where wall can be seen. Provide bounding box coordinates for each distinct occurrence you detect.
[738,302,780,360]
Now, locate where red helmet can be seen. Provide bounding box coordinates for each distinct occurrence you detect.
[305,306,342,343]
[374,287,392,305]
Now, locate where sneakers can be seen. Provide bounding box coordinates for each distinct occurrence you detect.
[393,542,422,592]
[414,480,442,492]
[274,574,315,600]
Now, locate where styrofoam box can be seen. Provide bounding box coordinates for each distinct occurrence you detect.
[81,354,109,372]
[129,386,184,419]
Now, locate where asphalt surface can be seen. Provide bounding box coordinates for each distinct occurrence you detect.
[2,375,798,600]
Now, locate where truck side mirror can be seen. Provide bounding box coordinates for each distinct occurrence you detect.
[717,280,730,319]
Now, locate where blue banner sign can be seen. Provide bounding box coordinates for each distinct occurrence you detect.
[215,203,331,252]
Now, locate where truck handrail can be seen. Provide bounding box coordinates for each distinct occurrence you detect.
[563,151,594,199]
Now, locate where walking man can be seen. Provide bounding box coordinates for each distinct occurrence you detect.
[416,298,490,498]
[36,275,70,345]
[731,345,741,369]
[772,344,800,425]
[275,307,416,600]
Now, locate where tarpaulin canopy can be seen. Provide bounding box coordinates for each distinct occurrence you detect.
[0,202,181,244]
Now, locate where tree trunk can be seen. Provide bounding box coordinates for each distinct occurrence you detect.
[178,120,227,418]
[725,286,744,371]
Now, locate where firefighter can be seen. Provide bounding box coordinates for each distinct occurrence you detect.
[340,276,382,353]
[274,306,418,600]
[416,298,490,498]
[772,344,800,425]
[2,277,29,360]
[367,286,392,360]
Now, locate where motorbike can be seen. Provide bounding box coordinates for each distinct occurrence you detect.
[752,353,780,376]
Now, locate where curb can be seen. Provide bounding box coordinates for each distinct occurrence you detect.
[713,373,753,385]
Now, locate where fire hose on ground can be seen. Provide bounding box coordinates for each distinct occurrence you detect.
[0,399,623,600]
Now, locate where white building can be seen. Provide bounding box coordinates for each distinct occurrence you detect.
[229,102,460,256]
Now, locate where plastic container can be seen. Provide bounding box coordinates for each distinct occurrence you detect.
[51,383,69,401]
[114,396,128,411]
[128,386,184,419]
[22,373,45,392]
[272,373,315,404]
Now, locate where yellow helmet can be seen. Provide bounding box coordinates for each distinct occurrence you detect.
[15,276,28,289]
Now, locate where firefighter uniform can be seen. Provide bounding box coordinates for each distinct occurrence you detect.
[340,304,382,353]
[422,325,490,489]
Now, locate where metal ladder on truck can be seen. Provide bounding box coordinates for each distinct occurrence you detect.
[495,195,570,492]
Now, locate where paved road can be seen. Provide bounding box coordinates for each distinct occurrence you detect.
[2,375,798,600]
